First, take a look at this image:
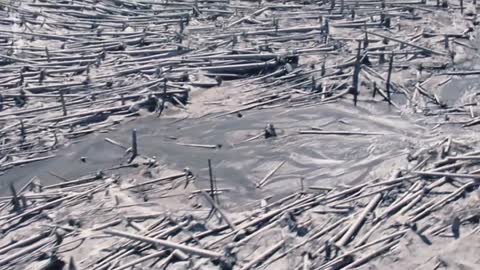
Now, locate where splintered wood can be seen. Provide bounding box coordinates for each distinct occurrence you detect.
[1,0,480,269]
[0,137,479,269]
[0,0,479,171]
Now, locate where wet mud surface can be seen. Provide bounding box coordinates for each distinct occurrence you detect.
[1,98,431,205]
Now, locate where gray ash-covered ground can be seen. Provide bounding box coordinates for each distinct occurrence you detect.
[1,0,480,269]
[2,98,428,204]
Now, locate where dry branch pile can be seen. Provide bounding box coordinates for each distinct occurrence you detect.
[1,0,480,171]
[1,0,480,269]
[0,135,479,270]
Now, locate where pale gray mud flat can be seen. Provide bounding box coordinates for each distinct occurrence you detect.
[2,0,480,270]
[2,98,429,205]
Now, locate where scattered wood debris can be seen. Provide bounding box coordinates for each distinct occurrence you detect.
[1,0,480,269]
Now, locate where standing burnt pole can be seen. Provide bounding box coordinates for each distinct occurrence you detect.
[351,40,362,106]
[208,159,217,203]
[386,53,394,104]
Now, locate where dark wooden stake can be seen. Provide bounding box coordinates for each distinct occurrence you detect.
[325,240,331,262]
[363,23,369,48]
[45,46,50,62]
[352,41,361,106]
[386,54,394,104]
[60,91,67,116]
[231,35,237,49]
[324,19,330,43]
[158,79,167,116]
[10,183,21,213]
[130,129,138,163]
[20,120,26,140]
[208,159,216,202]
[179,20,184,34]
